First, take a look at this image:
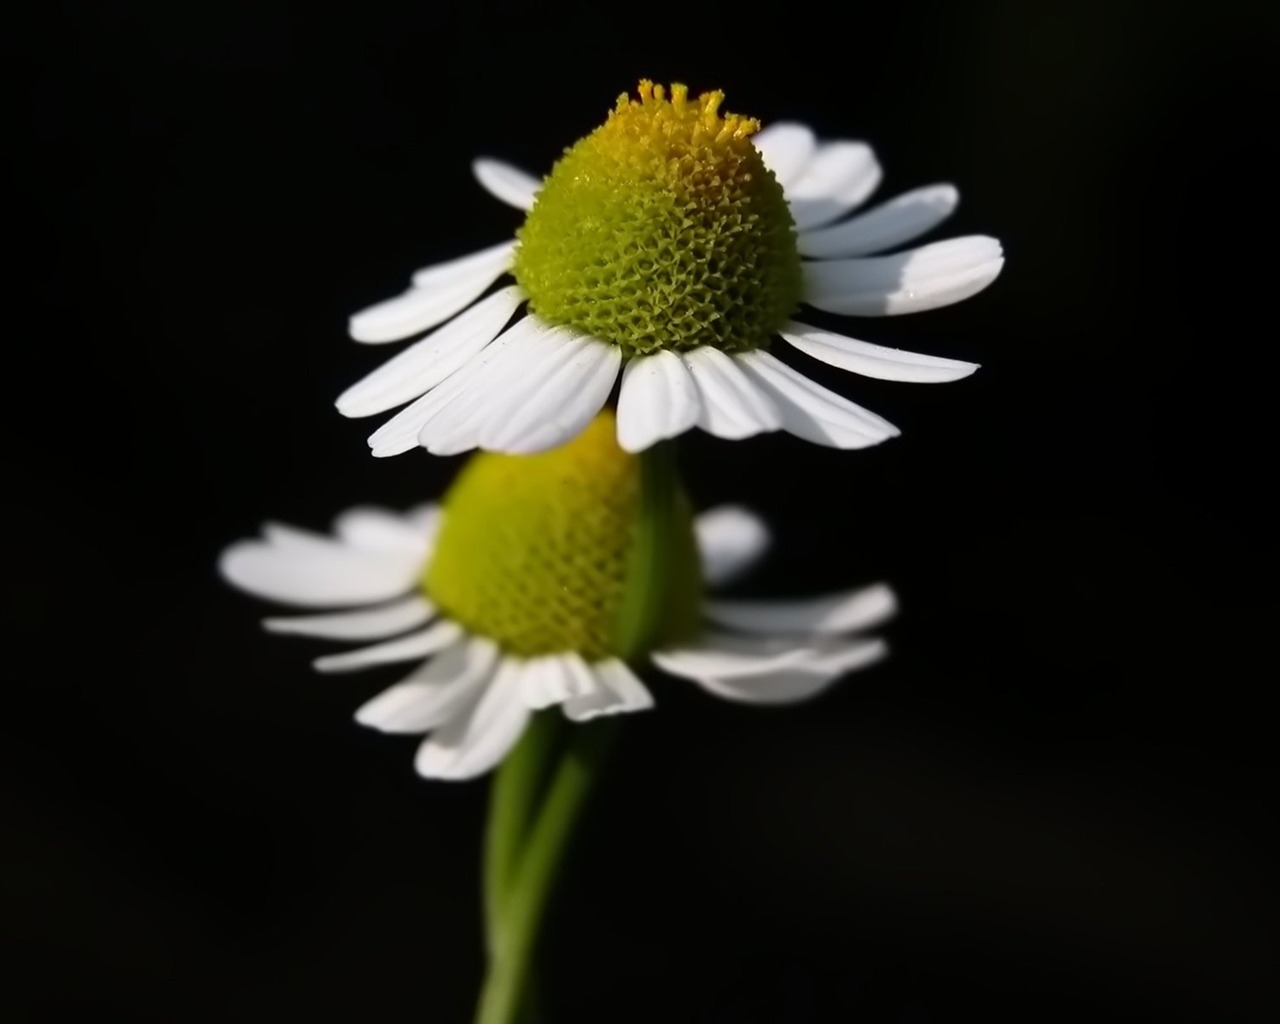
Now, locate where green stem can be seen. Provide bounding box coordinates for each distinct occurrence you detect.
[483,711,563,950]
[473,720,617,1024]
[474,437,682,1023]
[615,441,679,661]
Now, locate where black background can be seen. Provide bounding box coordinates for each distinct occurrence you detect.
[8,2,1279,1022]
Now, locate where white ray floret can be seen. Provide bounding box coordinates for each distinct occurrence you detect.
[220,504,894,781]
[470,158,540,211]
[777,321,978,384]
[617,350,703,453]
[337,117,1001,458]
[349,242,516,344]
[681,346,783,441]
[802,236,1005,317]
[797,184,960,259]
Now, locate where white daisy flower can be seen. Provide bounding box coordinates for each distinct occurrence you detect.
[219,415,895,781]
[338,80,1002,458]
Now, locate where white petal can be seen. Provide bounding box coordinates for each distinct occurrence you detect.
[258,522,335,552]
[402,314,557,455]
[680,347,782,441]
[616,350,703,453]
[417,315,557,453]
[474,329,620,455]
[803,236,1004,316]
[365,352,489,457]
[703,583,898,636]
[349,241,515,344]
[365,314,534,456]
[692,670,836,704]
[736,351,900,449]
[798,184,960,259]
[754,122,817,189]
[472,158,541,211]
[521,653,595,710]
[219,527,422,608]
[354,637,499,734]
[313,620,464,674]
[264,595,435,640]
[336,286,523,418]
[691,639,887,705]
[415,658,532,780]
[695,505,770,587]
[786,142,883,231]
[517,655,556,710]
[410,240,516,290]
[333,505,437,555]
[405,503,442,536]
[562,659,654,722]
[367,393,440,457]
[652,632,829,680]
[779,320,979,384]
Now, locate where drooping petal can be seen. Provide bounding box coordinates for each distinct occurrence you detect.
[354,636,500,734]
[415,658,532,780]
[651,631,828,681]
[219,527,423,608]
[616,350,703,452]
[778,320,979,384]
[264,595,435,641]
[803,236,1004,316]
[472,158,541,211]
[312,620,464,674]
[333,505,438,555]
[348,241,515,344]
[695,506,770,587]
[785,141,882,231]
[474,328,621,455]
[736,351,900,449]
[798,184,959,259]
[419,315,558,451]
[258,522,336,552]
[521,653,595,710]
[410,240,515,290]
[679,346,782,441]
[405,504,441,536]
[690,638,887,704]
[401,315,562,456]
[753,122,817,189]
[562,659,654,722]
[365,314,536,457]
[337,286,523,418]
[691,670,837,705]
[703,583,897,636]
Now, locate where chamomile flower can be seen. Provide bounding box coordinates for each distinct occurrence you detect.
[220,414,895,780]
[338,81,1001,457]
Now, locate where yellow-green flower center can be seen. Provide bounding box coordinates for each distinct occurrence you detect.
[424,412,702,661]
[512,81,803,358]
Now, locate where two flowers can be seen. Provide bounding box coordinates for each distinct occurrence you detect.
[222,81,1001,780]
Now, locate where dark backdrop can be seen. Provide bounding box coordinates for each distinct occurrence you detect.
[8,2,1279,1022]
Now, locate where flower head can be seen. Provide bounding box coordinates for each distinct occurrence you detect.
[220,413,895,780]
[339,81,1002,457]
[512,83,801,360]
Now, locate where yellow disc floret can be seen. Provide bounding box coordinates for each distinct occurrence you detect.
[425,412,702,661]
[513,81,802,358]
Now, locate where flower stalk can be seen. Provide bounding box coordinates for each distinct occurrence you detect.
[474,718,617,1024]
[474,442,682,1023]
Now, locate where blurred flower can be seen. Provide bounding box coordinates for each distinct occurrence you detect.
[220,415,895,780]
[340,81,1000,457]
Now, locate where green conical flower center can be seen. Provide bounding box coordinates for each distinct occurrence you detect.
[424,412,702,661]
[512,81,803,359]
